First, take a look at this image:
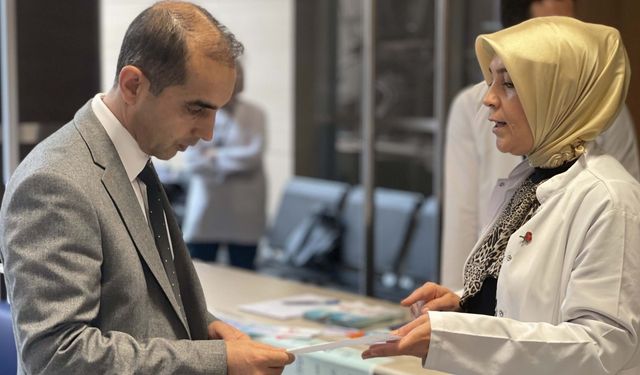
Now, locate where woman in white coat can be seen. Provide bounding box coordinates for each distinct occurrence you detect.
[182,64,266,270]
[362,17,640,374]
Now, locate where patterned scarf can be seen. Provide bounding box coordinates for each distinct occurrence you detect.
[460,177,541,308]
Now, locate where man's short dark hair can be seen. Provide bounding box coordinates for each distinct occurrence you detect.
[114,1,244,95]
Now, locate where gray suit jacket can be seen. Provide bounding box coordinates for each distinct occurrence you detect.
[0,101,227,374]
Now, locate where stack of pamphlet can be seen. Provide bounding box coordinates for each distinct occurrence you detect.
[303,301,404,329]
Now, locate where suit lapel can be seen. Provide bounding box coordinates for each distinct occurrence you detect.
[73,102,191,336]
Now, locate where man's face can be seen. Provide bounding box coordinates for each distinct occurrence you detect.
[129,54,236,160]
[530,0,575,18]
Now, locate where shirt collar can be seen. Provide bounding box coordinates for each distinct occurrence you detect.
[91,93,149,182]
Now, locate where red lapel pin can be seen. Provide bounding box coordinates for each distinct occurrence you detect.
[520,231,532,244]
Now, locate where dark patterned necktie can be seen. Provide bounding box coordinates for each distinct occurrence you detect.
[138,161,183,309]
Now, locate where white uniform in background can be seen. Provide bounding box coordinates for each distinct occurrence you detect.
[427,146,640,375]
[441,82,640,290]
[182,100,267,245]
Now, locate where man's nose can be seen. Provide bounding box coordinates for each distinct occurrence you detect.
[198,117,215,141]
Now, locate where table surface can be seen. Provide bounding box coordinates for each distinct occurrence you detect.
[194,261,447,375]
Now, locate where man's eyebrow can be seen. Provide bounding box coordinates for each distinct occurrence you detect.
[187,100,218,111]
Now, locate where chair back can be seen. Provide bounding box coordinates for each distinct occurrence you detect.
[268,176,349,249]
[0,302,18,375]
[340,187,423,273]
[400,196,440,285]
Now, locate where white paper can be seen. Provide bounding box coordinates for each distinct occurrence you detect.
[261,336,394,374]
[287,333,401,354]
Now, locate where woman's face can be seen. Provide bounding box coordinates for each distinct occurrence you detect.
[483,56,534,156]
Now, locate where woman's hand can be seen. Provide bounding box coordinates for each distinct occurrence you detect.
[361,282,459,360]
[402,282,461,314]
[361,314,431,359]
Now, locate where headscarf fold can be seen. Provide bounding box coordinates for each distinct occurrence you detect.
[475,16,630,168]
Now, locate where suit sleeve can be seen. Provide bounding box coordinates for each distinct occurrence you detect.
[1,170,227,375]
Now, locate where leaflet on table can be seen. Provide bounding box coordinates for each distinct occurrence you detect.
[211,308,368,340]
[210,308,320,338]
[238,293,342,319]
[303,301,404,328]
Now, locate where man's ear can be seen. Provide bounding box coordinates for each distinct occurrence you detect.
[118,65,147,105]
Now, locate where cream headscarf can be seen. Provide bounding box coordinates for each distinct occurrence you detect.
[475,16,630,168]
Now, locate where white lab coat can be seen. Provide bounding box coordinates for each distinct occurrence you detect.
[441,82,640,290]
[425,146,640,375]
[182,100,267,244]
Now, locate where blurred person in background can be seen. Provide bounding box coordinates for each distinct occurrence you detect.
[182,62,267,270]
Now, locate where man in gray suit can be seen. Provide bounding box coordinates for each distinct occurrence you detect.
[0,1,294,374]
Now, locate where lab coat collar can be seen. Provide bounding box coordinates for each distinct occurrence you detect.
[536,141,598,204]
[492,141,599,207]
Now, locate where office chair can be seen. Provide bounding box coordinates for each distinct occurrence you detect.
[398,196,440,288]
[339,186,423,298]
[0,301,18,375]
[1,179,17,373]
[267,176,350,250]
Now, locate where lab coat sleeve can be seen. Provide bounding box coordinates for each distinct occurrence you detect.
[441,86,482,290]
[597,105,640,181]
[425,208,640,375]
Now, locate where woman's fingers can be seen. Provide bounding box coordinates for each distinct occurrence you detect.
[363,315,431,359]
[401,282,438,306]
[395,315,429,336]
[423,292,461,312]
[362,341,402,358]
[401,282,461,312]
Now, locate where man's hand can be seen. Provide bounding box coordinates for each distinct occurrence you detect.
[208,320,295,374]
[226,340,295,375]
[361,314,431,359]
[402,282,461,314]
[208,320,250,341]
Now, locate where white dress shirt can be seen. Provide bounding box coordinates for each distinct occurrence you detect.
[91,94,173,257]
